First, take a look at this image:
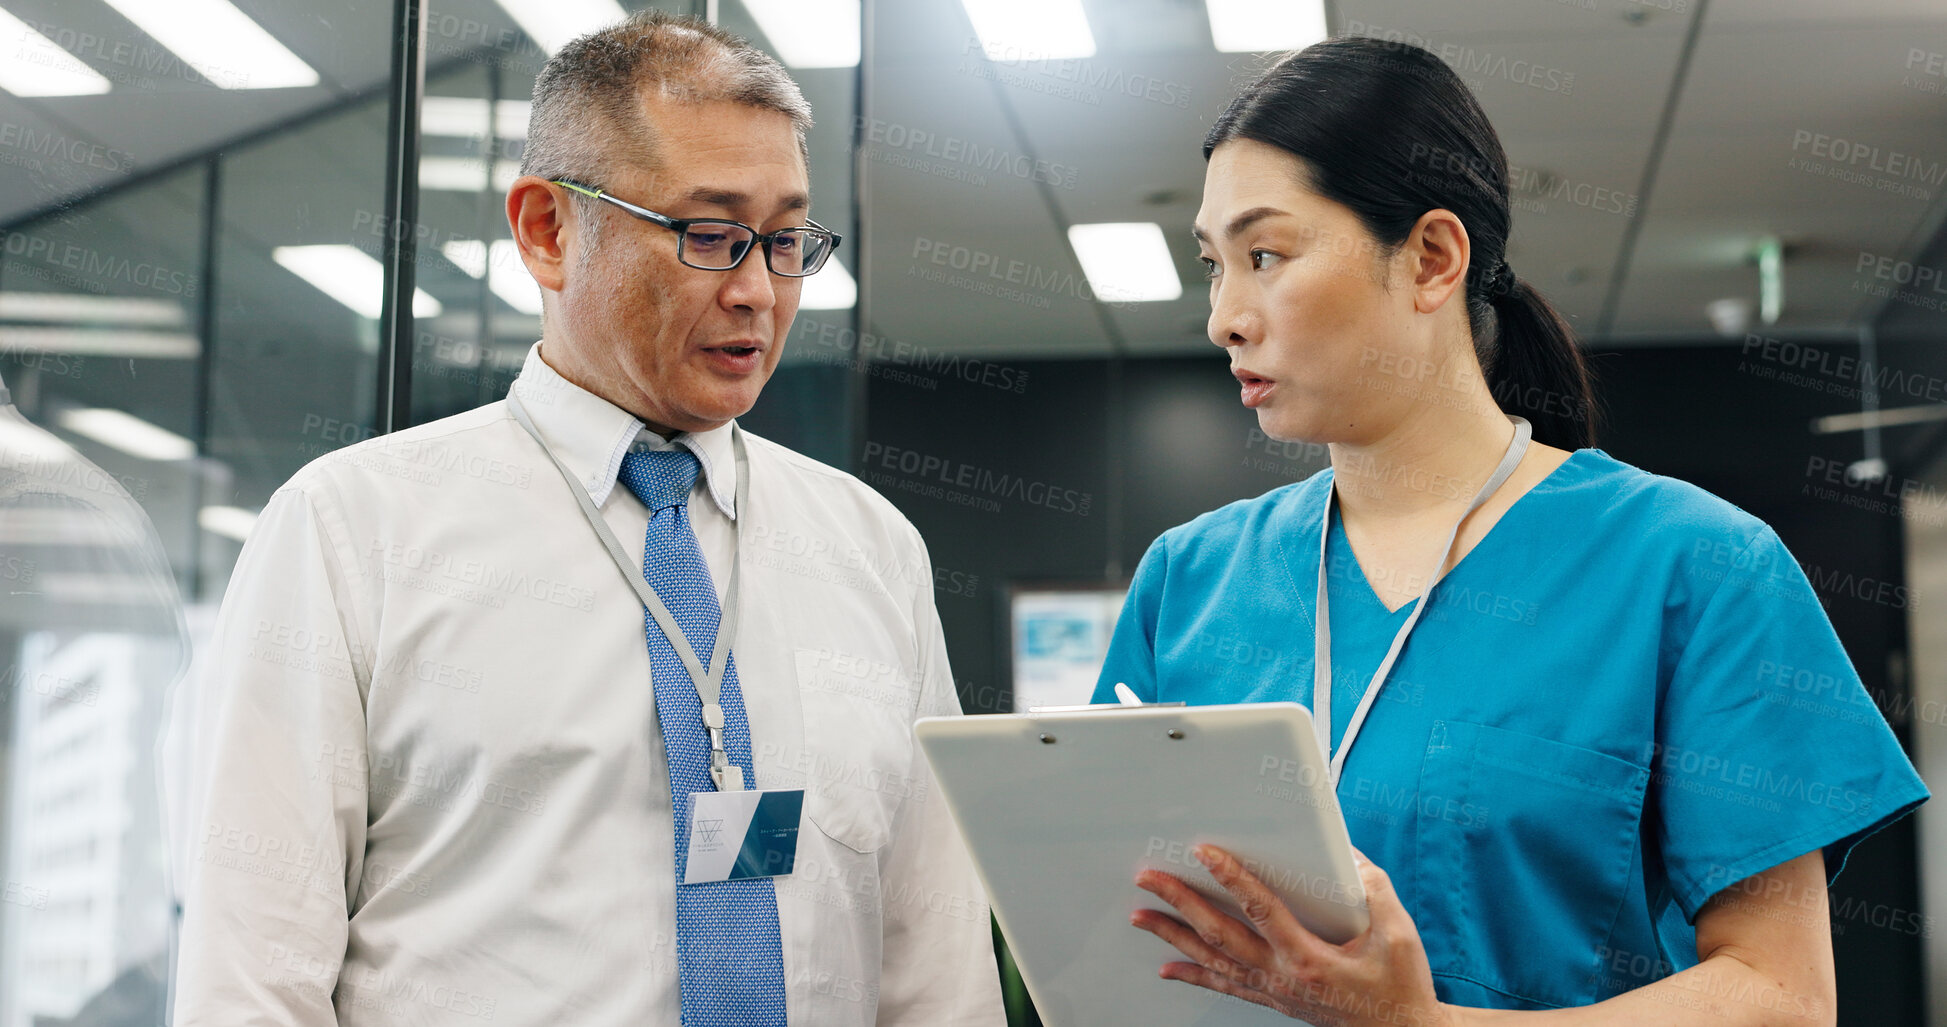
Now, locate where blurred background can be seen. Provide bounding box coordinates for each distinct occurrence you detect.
[1,0,1944,1023]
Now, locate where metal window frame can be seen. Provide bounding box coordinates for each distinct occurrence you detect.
[375,0,428,433]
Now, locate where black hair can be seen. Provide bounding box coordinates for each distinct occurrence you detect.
[1204,36,1597,449]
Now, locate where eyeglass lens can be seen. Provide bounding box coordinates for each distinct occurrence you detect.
[679,223,831,276]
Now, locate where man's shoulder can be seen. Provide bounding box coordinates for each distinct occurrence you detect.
[284,401,516,495]
[740,430,920,543]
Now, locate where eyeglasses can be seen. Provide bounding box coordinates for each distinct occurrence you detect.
[553,179,841,277]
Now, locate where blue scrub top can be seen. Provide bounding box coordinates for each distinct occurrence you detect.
[1092,448,1929,1011]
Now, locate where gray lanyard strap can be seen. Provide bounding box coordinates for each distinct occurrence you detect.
[507,387,752,791]
[1313,417,1531,788]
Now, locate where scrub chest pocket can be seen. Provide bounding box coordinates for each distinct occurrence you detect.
[1412,720,1649,1008]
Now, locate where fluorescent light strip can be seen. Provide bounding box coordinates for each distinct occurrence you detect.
[420,157,521,193]
[493,0,627,55]
[272,245,442,320]
[0,507,134,545]
[0,326,199,358]
[199,505,259,542]
[743,0,861,68]
[441,239,544,315]
[36,571,176,603]
[441,240,487,279]
[99,0,317,89]
[0,293,186,326]
[420,97,532,139]
[800,258,857,310]
[1204,0,1328,53]
[487,240,543,315]
[492,161,522,191]
[1812,405,1947,435]
[420,158,486,193]
[961,0,1095,61]
[0,7,112,96]
[56,407,196,461]
[1067,223,1183,303]
[1756,236,1784,325]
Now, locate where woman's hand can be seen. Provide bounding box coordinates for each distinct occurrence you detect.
[1132,844,1457,1027]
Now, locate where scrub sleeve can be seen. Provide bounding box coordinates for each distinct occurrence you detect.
[1650,524,1926,921]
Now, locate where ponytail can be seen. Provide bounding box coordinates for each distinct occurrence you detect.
[1206,37,1599,450]
[1485,278,1598,449]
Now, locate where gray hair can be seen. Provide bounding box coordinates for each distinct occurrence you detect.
[520,9,814,241]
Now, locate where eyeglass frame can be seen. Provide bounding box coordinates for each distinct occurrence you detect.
[551,178,842,277]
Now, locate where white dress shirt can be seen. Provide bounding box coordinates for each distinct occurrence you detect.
[171,344,1004,1026]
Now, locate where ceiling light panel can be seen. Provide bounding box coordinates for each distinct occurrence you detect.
[0,293,186,326]
[743,0,860,68]
[961,0,1096,61]
[487,240,542,315]
[0,7,112,96]
[1067,223,1183,303]
[199,505,258,542]
[420,97,532,139]
[1204,0,1328,53]
[800,258,857,310]
[493,0,627,55]
[56,407,196,460]
[99,0,319,89]
[273,245,442,320]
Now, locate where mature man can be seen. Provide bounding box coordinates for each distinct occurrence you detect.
[172,12,1003,1025]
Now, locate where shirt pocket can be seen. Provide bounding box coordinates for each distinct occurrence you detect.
[794,647,920,855]
[1412,720,1648,1008]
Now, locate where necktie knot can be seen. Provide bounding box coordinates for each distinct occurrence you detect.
[619,447,700,512]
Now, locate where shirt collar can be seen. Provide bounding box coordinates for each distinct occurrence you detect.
[509,342,737,519]
[625,421,737,520]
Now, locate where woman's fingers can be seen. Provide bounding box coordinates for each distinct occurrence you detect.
[1191,844,1342,969]
[1134,846,1447,1026]
[1155,960,1303,1019]
[1134,867,1274,970]
[1352,855,1444,989]
[1351,850,1411,936]
[1130,907,1258,987]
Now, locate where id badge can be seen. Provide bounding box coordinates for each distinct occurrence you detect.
[682,788,805,884]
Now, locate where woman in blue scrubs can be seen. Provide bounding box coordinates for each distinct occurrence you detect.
[1092,37,1928,1025]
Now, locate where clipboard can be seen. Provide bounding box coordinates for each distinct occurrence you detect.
[915,702,1368,1026]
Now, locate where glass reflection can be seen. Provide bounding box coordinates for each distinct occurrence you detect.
[0,373,187,1027]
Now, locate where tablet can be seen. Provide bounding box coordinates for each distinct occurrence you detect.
[915,702,1367,1026]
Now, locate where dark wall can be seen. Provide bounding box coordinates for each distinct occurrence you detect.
[1875,220,1947,500]
[855,359,1119,714]
[740,363,857,470]
[864,339,1926,1024]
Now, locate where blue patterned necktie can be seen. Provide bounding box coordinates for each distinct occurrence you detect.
[617,445,787,1026]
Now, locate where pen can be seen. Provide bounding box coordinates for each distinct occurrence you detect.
[1113,682,1142,706]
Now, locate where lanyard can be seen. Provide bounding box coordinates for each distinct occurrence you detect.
[507,388,752,792]
[1313,417,1531,788]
